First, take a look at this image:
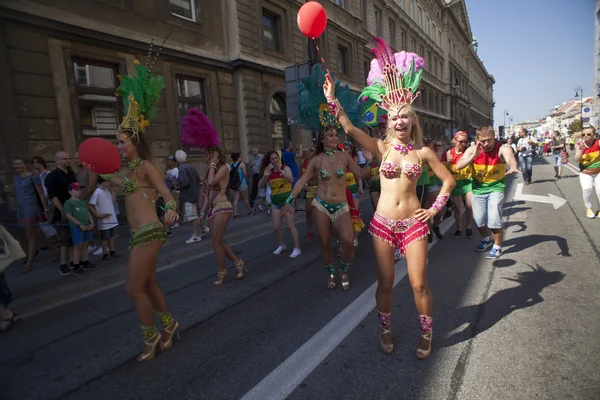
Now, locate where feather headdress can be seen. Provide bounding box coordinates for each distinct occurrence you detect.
[115,38,168,142]
[297,64,363,134]
[360,38,424,110]
[180,107,220,149]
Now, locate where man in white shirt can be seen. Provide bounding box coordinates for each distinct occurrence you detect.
[88,176,120,262]
[516,128,535,185]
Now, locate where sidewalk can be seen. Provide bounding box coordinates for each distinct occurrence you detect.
[5,204,306,318]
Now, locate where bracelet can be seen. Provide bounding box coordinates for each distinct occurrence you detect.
[165,200,177,211]
[365,161,372,168]
[100,173,115,181]
[210,163,217,169]
[327,98,343,119]
[430,193,450,215]
[285,194,295,205]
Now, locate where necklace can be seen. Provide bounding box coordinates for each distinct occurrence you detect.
[128,158,142,171]
[391,141,415,155]
[323,148,336,163]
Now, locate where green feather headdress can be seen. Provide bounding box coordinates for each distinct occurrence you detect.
[297,64,363,136]
[115,38,167,142]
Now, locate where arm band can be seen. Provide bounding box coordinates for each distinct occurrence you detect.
[430,193,450,215]
[285,194,295,205]
[165,200,177,211]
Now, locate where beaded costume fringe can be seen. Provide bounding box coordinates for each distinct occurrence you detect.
[312,199,349,222]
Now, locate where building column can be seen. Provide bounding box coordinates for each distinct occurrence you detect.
[233,69,249,162]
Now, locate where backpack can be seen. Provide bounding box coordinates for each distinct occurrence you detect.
[229,162,241,190]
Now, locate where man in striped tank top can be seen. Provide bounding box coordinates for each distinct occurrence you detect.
[456,126,519,259]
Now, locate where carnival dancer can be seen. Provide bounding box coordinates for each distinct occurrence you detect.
[301,146,318,239]
[324,39,455,357]
[455,126,519,259]
[446,131,474,238]
[259,151,302,258]
[288,65,367,290]
[574,125,600,218]
[100,55,180,361]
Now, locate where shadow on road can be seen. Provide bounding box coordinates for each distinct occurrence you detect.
[502,234,571,257]
[502,206,532,218]
[442,264,565,348]
[505,220,527,233]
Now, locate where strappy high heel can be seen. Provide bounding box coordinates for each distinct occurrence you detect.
[213,268,228,286]
[380,326,394,354]
[340,272,350,291]
[234,259,247,279]
[327,273,336,290]
[416,330,432,359]
[137,333,162,362]
[161,320,180,351]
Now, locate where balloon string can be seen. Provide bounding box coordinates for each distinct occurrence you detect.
[313,38,331,75]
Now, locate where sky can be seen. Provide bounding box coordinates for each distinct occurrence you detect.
[466,0,595,127]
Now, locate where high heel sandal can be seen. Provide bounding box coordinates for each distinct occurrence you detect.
[234,259,247,279]
[137,333,162,362]
[327,273,336,290]
[213,268,228,286]
[340,272,350,291]
[161,320,180,351]
[380,326,394,354]
[416,331,432,360]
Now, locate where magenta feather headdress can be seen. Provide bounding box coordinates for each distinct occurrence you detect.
[180,108,220,149]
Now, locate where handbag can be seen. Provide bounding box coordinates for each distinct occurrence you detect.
[0,225,26,273]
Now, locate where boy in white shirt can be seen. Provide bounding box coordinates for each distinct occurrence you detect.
[89,176,120,262]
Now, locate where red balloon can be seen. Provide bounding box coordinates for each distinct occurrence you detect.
[78,137,121,174]
[297,1,327,39]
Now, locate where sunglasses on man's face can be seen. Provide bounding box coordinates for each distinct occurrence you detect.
[582,133,594,137]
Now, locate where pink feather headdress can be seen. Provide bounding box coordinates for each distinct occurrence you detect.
[180,108,220,149]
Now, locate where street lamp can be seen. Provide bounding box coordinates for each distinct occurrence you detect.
[504,109,509,137]
[574,85,584,126]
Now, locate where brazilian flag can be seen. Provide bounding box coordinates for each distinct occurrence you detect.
[361,98,386,127]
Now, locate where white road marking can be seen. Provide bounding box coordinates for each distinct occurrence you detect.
[514,183,567,209]
[565,162,580,175]
[240,213,458,400]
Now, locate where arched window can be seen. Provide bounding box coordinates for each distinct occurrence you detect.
[269,93,288,151]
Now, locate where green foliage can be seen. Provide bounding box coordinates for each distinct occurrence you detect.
[568,119,583,133]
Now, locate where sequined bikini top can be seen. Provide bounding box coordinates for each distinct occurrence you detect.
[380,143,422,181]
[320,166,345,181]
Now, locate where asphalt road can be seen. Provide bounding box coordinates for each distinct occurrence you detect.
[1,156,599,400]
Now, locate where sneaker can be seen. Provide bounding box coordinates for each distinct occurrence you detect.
[102,255,115,263]
[72,266,87,276]
[433,227,443,240]
[273,244,286,255]
[476,239,494,252]
[166,231,173,237]
[258,205,264,211]
[92,247,104,256]
[59,264,72,276]
[453,230,462,238]
[289,248,302,258]
[110,252,124,261]
[201,226,210,236]
[586,208,596,219]
[353,239,359,247]
[88,245,98,254]
[465,229,473,239]
[171,223,180,229]
[82,262,99,271]
[394,248,402,260]
[185,236,202,244]
[427,232,433,243]
[486,247,502,260]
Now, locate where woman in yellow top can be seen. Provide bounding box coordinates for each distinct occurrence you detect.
[259,151,302,258]
[446,131,474,238]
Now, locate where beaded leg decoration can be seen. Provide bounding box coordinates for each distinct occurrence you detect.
[377,311,393,354]
[155,312,180,351]
[417,315,433,360]
[138,324,161,362]
[339,262,351,291]
[326,264,336,290]
[155,311,173,328]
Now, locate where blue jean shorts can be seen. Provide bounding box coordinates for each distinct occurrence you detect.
[552,154,563,167]
[71,226,94,246]
[472,191,505,229]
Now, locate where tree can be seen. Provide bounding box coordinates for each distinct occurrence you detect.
[569,119,583,133]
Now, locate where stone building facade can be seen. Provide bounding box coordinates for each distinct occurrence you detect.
[0,0,493,190]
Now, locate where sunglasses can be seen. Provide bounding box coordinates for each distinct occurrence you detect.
[456,140,468,144]
[582,133,594,137]
[434,144,442,147]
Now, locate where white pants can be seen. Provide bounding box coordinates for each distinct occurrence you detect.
[579,172,600,209]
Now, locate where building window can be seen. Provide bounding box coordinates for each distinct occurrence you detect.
[433,56,438,77]
[389,19,396,48]
[177,76,208,118]
[429,92,433,110]
[417,7,422,27]
[399,0,404,9]
[170,0,196,22]
[335,0,346,8]
[338,44,350,75]
[419,45,424,57]
[435,94,439,113]
[400,29,406,50]
[73,60,119,137]
[410,37,416,52]
[409,0,414,19]
[425,15,430,36]
[364,60,370,83]
[262,10,281,52]
[374,7,382,37]
[438,29,442,46]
